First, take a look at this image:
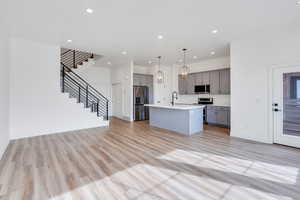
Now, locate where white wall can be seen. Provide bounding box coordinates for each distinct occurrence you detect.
[173,57,231,106]
[111,62,133,121]
[76,66,112,116]
[9,38,107,139]
[231,30,300,143]
[0,31,10,159]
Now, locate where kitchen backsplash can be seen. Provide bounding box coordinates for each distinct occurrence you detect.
[177,94,231,106]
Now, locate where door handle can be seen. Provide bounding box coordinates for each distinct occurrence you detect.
[273,108,281,112]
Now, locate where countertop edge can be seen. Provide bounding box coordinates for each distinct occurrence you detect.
[145,104,206,110]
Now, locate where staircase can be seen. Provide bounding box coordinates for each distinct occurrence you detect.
[60,49,109,121]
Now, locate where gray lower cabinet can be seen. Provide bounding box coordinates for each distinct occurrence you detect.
[216,109,228,126]
[206,106,230,127]
[207,107,217,124]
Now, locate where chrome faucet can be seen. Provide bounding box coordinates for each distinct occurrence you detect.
[171,91,178,106]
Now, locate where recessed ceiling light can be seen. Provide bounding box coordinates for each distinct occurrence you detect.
[86,8,94,14]
[107,61,112,65]
[193,56,197,59]
[210,51,216,55]
[297,1,300,5]
[211,29,218,34]
[67,39,72,43]
[122,51,127,55]
[157,35,164,39]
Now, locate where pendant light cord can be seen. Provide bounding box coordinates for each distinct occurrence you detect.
[183,48,187,67]
[158,56,161,70]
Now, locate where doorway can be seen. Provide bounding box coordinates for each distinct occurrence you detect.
[273,66,300,148]
[112,83,122,119]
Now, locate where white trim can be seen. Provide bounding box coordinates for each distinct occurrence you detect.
[268,66,274,144]
[269,64,300,145]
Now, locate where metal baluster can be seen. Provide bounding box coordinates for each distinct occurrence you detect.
[73,50,76,68]
[86,85,89,108]
[97,100,99,117]
[78,86,81,103]
[106,100,109,120]
[62,67,65,92]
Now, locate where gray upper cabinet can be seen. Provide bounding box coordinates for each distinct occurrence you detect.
[209,70,220,94]
[187,74,195,94]
[178,75,188,95]
[133,74,153,87]
[194,72,209,85]
[202,72,210,85]
[194,73,203,85]
[145,75,153,86]
[133,74,141,86]
[219,69,230,94]
[178,68,230,95]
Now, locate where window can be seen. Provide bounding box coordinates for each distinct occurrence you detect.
[289,75,300,99]
[297,80,300,99]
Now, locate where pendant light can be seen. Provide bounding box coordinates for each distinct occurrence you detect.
[180,48,189,79]
[157,56,164,84]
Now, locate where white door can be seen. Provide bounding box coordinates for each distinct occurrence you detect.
[112,83,122,119]
[273,66,300,148]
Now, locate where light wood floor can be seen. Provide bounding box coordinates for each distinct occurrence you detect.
[0,118,300,200]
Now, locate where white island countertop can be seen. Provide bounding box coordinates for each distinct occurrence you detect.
[145,104,205,110]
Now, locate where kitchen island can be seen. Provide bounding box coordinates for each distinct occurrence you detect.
[145,104,205,135]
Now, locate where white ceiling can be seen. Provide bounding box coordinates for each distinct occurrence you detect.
[5,0,300,66]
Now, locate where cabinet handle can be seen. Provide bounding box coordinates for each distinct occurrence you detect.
[273,108,281,112]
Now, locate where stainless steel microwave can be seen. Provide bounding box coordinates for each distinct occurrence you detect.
[195,85,210,93]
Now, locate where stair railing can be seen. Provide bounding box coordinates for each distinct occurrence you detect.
[61,63,109,120]
[61,49,94,69]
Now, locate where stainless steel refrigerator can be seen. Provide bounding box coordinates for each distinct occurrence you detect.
[133,86,149,121]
